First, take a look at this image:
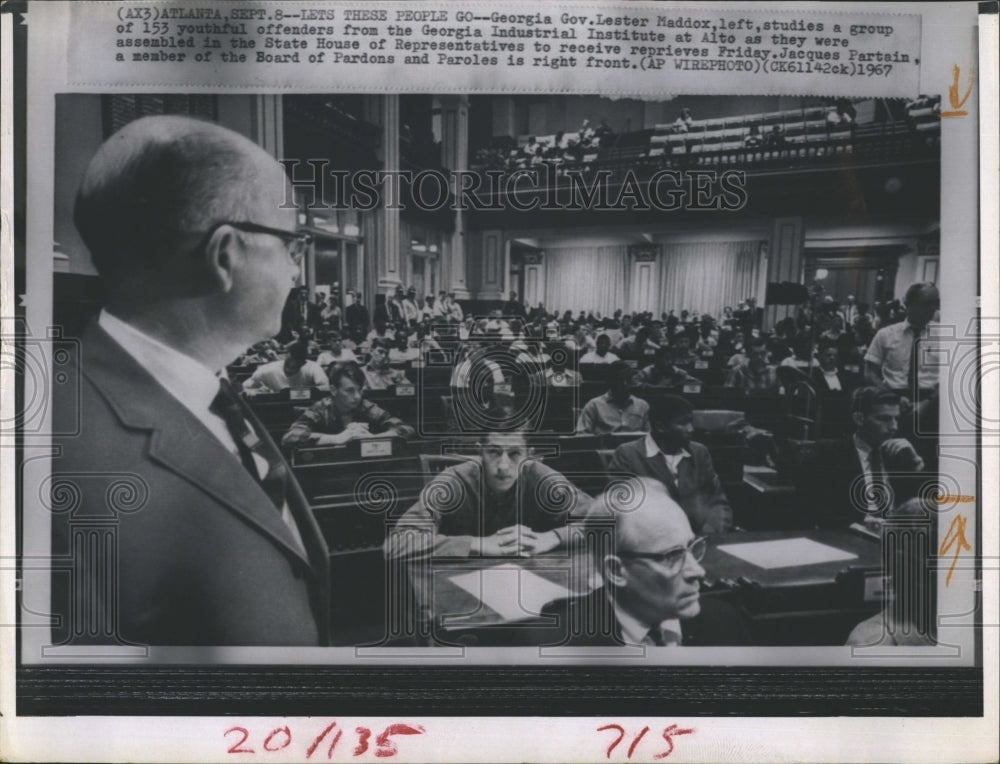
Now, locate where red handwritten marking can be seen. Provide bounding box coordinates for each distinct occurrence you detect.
[939,514,972,586]
[653,725,695,760]
[263,726,292,752]
[354,727,372,757]
[598,724,626,758]
[599,724,695,760]
[224,726,254,755]
[306,722,341,760]
[375,724,425,758]
[626,726,650,758]
[228,723,422,758]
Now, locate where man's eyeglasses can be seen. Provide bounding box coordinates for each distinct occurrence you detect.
[619,536,707,576]
[197,220,312,264]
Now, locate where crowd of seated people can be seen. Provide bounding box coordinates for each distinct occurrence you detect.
[226,279,939,647]
[474,117,617,172]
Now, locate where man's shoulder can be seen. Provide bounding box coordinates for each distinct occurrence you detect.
[612,436,645,457]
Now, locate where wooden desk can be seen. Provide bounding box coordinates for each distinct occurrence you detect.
[403,528,880,646]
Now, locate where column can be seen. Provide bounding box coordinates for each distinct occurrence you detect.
[362,95,403,303]
[439,95,471,298]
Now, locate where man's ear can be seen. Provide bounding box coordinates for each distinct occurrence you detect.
[202,226,240,293]
[604,554,628,588]
[851,411,865,429]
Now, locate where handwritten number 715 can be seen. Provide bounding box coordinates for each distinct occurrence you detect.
[598,724,695,759]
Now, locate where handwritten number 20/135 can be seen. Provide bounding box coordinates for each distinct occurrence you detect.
[224,722,425,758]
[598,724,695,760]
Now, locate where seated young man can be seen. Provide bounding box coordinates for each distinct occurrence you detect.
[316,330,358,367]
[385,430,588,558]
[388,330,421,364]
[242,340,329,396]
[793,387,925,528]
[363,340,411,390]
[633,346,700,392]
[579,333,620,365]
[576,361,650,435]
[725,337,780,393]
[282,362,416,449]
[607,395,733,534]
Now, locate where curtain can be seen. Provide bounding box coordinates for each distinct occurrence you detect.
[544,245,628,318]
[658,241,761,317]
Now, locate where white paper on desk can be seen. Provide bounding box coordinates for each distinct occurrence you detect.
[715,538,858,570]
[446,565,569,621]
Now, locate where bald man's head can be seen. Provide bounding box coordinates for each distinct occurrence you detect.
[74,115,291,285]
[588,478,705,624]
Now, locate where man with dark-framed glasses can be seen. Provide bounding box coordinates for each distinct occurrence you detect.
[51,115,331,646]
[542,479,750,647]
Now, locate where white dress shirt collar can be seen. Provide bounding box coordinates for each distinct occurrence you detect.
[644,433,691,465]
[98,309,226,442]
[611,593,683,646]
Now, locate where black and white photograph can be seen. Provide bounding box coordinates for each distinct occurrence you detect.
[2,1,996,762]
[42,91,949,653]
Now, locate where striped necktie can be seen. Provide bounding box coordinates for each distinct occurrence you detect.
[210,378,287,510]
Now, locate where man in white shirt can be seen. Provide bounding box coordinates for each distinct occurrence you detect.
[242,341,329,395]
[864,282,940,462]
[51,115,330,646]
[401,286,420,326]
[580,334,620,365]
[577,362,650,435]
[316,331,358,368]
[864,282,940,396]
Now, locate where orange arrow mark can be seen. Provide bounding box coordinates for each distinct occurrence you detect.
[941,64,974,117]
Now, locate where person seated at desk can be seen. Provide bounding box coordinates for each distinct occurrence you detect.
[316,331,358,368]
[668,334,699,370]
[547,351,582,387]
[365,318,395,347]
[576,362,650,435]
[793,387,925,528]
[725,337,780,393]
[542,479,750,646]
[607,395,733,534]
[389,331,421,365]
[580,334,620,365]
[634,346,700,392]
[385,430,587,559]
[810,339,859,394]
[364,341,411,390]
[282,362,416,448]
[241,341,329,396]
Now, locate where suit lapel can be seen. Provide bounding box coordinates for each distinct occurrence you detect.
[80,323,313,568]
[643,446,680,498]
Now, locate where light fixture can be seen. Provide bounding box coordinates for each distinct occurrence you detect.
[815,268,829,280]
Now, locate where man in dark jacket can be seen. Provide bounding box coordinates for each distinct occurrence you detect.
[541,479,750,647]
[607,395,733,534]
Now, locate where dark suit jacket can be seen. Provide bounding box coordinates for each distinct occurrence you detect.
[793,436,926,528]
[809,366,860,394]
[51,322,330,646]
[539,587,751,647]
[607,438,733,533]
